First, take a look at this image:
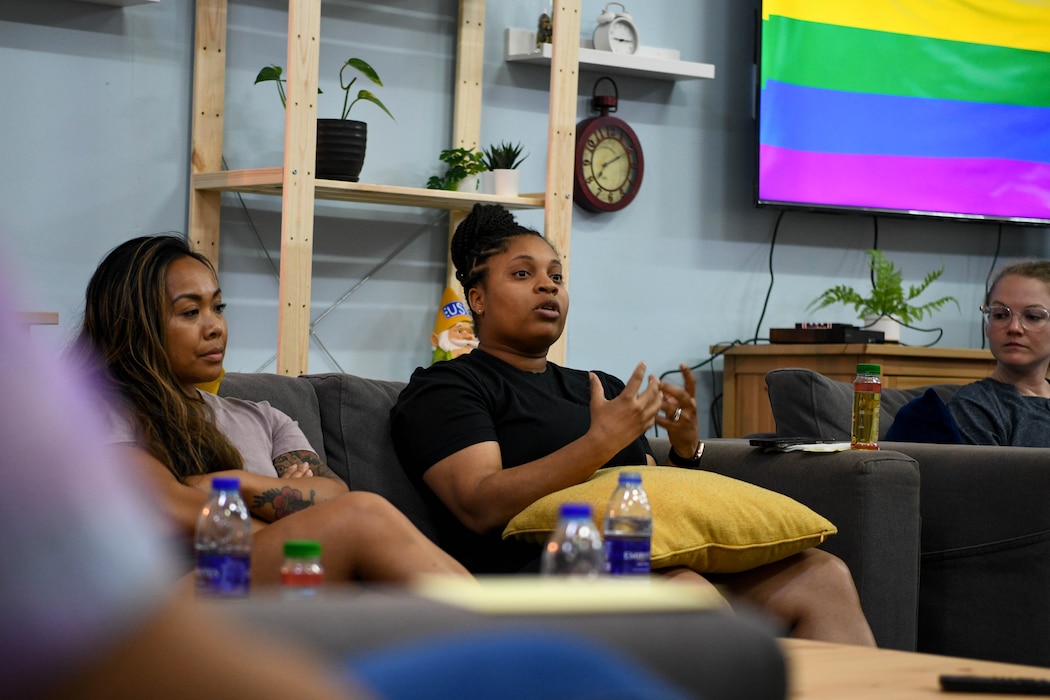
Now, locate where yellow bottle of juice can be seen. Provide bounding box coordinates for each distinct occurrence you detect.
[851,363,881,450]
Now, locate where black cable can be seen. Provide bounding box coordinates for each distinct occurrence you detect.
[711,391,723,438]
[752,209,785,345]
[896,320,944,348]
[870,215,880,287]
[981,224,1003,350]
[656,211,784,438]
[658,339,757,382]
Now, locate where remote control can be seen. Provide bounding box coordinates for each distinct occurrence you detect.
[940,674,1050,695]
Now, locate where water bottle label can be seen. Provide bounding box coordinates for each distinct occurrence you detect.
[196,552,251,597]
[604,538,651,575]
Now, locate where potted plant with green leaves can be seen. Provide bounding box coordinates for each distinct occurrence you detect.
[807,249,958,342]
[255,57,394,182]
[425,147,487,192]
[481,141,528,196]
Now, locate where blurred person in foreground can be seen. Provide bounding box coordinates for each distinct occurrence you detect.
[0,260,365,699]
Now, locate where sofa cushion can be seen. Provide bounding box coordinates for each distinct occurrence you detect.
[502,465,837,574]
[765,368,962,440]
[302,373,438,542]
[218,372,326,465]
[884,388,964,444]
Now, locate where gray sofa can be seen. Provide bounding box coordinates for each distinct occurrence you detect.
[765,367,1050,667]
[218,370,921,657]
[218,371,789,699]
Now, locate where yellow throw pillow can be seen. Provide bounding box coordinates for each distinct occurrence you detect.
[502,465,836,574]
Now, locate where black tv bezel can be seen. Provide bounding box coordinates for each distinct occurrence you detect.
[751,4,1050,229]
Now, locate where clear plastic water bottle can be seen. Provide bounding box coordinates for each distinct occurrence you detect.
[540,502,605,577]
[851,363,882,450]
[280,540,324,599]
[195,476,252,598]
[604,471,653,575]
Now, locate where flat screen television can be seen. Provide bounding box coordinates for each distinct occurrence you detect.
[756,0,1050,226]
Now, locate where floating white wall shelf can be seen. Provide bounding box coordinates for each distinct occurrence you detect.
[504,28,715,81]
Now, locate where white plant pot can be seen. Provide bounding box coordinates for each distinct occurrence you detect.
[865,315,901,343]
[456,174,480,193]
[482,169,520,196]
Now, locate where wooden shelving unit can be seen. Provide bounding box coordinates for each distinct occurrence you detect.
[193,169,545,211]
[189,0,580,376]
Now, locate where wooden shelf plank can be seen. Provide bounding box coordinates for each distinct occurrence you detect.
[15,312,59,326]
[504,28,715,81]
[193,168,545,211]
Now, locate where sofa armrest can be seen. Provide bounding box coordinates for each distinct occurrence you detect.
[882,441,1050,665]
[650,437,920,651]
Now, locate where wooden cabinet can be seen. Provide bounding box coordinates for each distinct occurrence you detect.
[715,343,997,437]
[187,0,581,376]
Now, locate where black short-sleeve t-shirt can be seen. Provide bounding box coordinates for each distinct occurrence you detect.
[390,349,653,573]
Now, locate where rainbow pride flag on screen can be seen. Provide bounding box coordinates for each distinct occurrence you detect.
[758,0,1050,223]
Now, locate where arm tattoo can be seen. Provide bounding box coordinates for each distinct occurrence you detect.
[273,450,340,481]
[253,485,316,520]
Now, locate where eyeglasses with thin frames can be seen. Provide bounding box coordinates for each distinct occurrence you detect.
[980,304,1050,331]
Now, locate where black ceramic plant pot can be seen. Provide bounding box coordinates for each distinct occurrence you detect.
[315,118,367,182]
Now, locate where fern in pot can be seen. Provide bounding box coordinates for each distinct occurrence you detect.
[808,249,958,342]
[481,141,528,196]
[254,58,394,182]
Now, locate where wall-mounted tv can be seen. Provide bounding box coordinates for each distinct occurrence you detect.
[756,0,1050,226]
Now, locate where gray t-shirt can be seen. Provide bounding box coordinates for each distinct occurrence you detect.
[106,390,314,476]
[947,377,1050,447]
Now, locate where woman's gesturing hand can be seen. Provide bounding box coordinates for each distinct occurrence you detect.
[656,364,700,459]
[587,362,662,448]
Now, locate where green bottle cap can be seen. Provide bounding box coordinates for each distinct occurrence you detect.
[284,540,322,558]
[856,363,881,374]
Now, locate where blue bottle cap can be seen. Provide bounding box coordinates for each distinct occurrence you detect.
[211,476,240,491]
[558,502,592,519]
[618,471,642,483]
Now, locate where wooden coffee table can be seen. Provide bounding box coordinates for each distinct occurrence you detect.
[784,639,1050,698]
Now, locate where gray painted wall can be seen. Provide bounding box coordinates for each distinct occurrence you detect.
[3,0,1046,436]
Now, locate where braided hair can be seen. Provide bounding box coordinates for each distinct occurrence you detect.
[450,204,553,329]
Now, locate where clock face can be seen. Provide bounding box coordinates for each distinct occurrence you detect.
[573,116,644,213]
[607,19,638,54]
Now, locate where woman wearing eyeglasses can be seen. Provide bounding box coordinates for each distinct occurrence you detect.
[948,261,1050,446]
